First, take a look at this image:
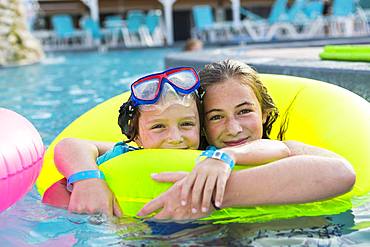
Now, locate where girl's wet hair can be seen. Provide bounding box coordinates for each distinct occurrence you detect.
[198,59,279,139]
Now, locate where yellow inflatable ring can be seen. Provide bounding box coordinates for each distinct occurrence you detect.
[36,74,370,224]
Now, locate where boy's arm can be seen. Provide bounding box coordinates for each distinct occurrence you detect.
[51,138,121,216]
[54,137,114,177]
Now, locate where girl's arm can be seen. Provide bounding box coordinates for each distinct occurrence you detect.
[139,153,355,219]
[221,151,355,207]
[222,139,291,165]
[52,138,122,216]
[178,139,291,213]
[145,141,355,219]
[221,140,355,207]
[283,140,354,163]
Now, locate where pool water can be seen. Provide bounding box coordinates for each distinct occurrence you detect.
[0,48,177,144]
[1,48,370,246]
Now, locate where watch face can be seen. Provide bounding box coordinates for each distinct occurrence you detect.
[213,151,222,159]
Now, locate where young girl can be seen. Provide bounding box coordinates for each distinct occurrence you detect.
[137,60,356,220]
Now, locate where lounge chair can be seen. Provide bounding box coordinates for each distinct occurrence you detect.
[51,14,87,48]
[268,0,290,24]
[240,7,264,22]
[303,1,325,19]
[143,10,166,46]
[265,0,331,40]
[286,0,326,39]
[285,0,307,23]
[302,1,326,38]
[359,0,370,16]
[191,5,233,43]
[240,0,299,41]
[357,0,370,33]
[80,16,102,46]
[122,10,146,47]
[103,15,124,47]
[329,0,369,36]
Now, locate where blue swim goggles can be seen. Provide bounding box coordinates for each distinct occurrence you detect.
[130,66,200,107]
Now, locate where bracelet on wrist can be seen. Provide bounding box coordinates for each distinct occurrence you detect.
[197,146,235,170]
[66,169,105,192]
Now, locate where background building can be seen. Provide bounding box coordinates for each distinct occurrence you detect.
[36,0,275,41]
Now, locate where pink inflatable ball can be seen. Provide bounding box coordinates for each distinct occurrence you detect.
[0,108,44,212]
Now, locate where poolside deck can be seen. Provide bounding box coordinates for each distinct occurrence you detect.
[166,38,370,102]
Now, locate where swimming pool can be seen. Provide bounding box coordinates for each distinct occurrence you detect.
[1,48,369,246]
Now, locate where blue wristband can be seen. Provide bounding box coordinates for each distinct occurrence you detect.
[198,147,235,170]
[67,170,105,192]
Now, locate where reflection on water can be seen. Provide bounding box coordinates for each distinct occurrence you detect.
[2,187,369,246]
[0,48,369,246]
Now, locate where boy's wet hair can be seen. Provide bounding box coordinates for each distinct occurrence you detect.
[118,99,140,143]
[198,59,279,139]
[118,93,207,148]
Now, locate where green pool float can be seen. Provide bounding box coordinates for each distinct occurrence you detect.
[320,45,370,62]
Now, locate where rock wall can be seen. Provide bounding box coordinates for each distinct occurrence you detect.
[0,0,44,67]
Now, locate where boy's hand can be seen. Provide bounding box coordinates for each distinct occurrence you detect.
[69,179,122,217]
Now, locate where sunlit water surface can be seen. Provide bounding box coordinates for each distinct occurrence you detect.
[0,48,369,246]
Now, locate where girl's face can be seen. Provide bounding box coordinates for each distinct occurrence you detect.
[135,101,200,149]
[203,78,266,148]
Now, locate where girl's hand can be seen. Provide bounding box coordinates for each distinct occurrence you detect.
[180,158,231,213]
[137,178,213,220]
[68,179,122,217]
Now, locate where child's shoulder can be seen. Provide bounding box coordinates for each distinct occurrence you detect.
[97,142,140,165]
[114,142,141,152]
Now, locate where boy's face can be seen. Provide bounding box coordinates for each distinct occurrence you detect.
[135,101,200,150]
